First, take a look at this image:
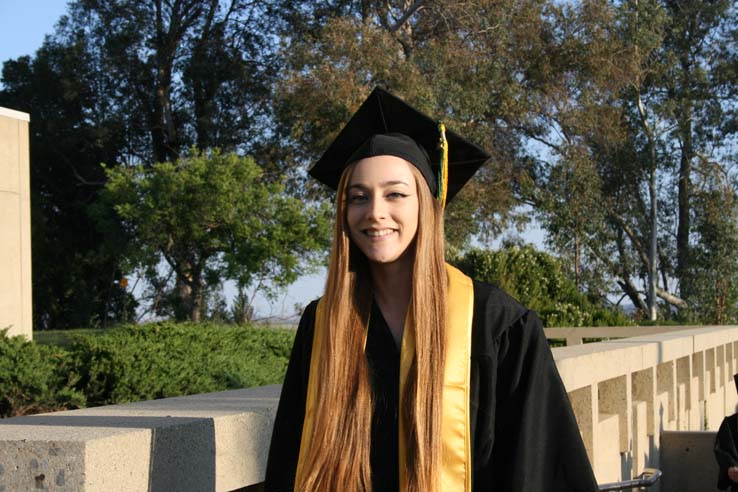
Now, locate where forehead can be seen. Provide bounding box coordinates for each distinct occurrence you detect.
[348,155,416,185]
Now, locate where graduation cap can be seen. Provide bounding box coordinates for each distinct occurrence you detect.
[308,87,490,206]
[734,373,738,395]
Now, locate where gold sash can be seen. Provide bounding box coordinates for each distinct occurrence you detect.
[297,263,474,491]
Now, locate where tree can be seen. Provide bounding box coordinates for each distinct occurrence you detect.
[451,246,632,327]
[0,0,280,327]
[270,0,541,247]
[684,159,738,324]
[0,42,137,329]
[99,150,331,321]
[510,0,738,320]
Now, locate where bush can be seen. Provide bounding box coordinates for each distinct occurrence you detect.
[451,246,632,327]
[68,322,295,406]
[0,329,86,417]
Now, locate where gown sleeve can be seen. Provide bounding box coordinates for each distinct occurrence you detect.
[714,414,738,490]
[470,282,598,492]
[263,300,317,492]
[495,310,598,491]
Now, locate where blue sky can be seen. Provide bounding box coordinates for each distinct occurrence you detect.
[0,1,69,65]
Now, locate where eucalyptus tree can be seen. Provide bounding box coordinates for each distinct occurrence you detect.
[270,0,545,248]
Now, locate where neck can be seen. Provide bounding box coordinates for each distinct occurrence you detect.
[369,251,414,346]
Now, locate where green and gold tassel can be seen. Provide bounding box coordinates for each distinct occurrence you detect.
[437,122,449,208]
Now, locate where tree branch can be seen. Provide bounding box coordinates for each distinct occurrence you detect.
[389,0,426,33]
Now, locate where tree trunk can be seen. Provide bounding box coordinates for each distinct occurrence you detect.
[175,273,192,321]
[190,268,203,322]
[648,163,658,321]
[655,287,687,309]
[618,277,647,313]
[676,97,693,289]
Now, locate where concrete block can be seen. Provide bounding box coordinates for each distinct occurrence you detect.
[0,386,282,492]
[0,192,22,336]
[595,413,621,483]
[632,400,649,475]
[569,385,595,464]
[660,431,719,492]
[599,375,631,453]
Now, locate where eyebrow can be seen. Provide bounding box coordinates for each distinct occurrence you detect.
[347,180,411,190]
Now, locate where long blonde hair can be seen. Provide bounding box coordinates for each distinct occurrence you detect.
[297,161,448,492]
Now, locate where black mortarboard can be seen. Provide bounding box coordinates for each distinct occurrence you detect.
[734,373,738,395]
[308,87,490,205]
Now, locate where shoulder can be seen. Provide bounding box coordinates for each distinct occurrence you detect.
[470,278,543,357]
[471,279,531,336]
[294,298,321,349]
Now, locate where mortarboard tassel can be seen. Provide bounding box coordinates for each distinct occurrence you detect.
[437,122,449,208]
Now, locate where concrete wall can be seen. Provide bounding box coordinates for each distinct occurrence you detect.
[0,106,32,339]
[0,386,280,492]
[555,325,738,487]
[1,326,738,490]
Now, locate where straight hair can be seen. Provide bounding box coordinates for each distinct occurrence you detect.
[296,161,447,492]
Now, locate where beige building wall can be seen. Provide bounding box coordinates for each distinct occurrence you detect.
[0,107,32,339]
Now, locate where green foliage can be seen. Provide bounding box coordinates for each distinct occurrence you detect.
[0,43,137,330]
[451,247,632,327]
[0,0,278,329]
[68,322,295,406]
[34,327,112,349]
[272,3,536,246]
[682,164,738,324]
[0,330,86,417]
[98,150,331,321]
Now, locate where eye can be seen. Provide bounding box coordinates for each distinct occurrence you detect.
[348,193,368,204]
[386,191,408,199]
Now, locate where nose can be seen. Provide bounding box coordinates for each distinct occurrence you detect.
[366,194,387,221]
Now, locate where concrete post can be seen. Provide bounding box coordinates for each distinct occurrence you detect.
[0,107,32,339]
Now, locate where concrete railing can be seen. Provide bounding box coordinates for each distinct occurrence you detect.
[554,325,738,486]
[544,325,685,346]
[2,325,737,491]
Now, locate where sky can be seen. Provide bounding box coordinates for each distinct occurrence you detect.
[0,1,69,67]
[0,0,548,321]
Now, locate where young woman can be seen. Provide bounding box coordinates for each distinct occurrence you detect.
[264,88,598,492]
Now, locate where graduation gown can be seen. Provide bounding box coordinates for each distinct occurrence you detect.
[264,280,598,491]
[715,414,738,491]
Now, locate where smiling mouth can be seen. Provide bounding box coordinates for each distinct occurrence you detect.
[364,229,396,237]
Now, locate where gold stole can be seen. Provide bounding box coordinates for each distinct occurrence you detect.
[296,263,474,491]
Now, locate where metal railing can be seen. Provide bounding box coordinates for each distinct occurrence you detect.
[598,468,662,491]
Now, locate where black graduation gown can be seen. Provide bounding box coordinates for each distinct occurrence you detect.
[264,280,598,491]
[715,414,738,491]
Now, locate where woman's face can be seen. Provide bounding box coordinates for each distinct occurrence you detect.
[345,155,420,266]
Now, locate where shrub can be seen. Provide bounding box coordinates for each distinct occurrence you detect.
[451,246,632,327]
[69,322,295,406]
[0,330,86,417]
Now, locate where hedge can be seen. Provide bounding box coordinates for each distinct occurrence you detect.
[0,329,86,417]
[0,322,296,417]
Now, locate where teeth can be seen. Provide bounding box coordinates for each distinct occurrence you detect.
[365,229,394,237]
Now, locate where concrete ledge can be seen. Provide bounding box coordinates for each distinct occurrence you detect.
[0,107,30,122]
[0,386,281,492]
